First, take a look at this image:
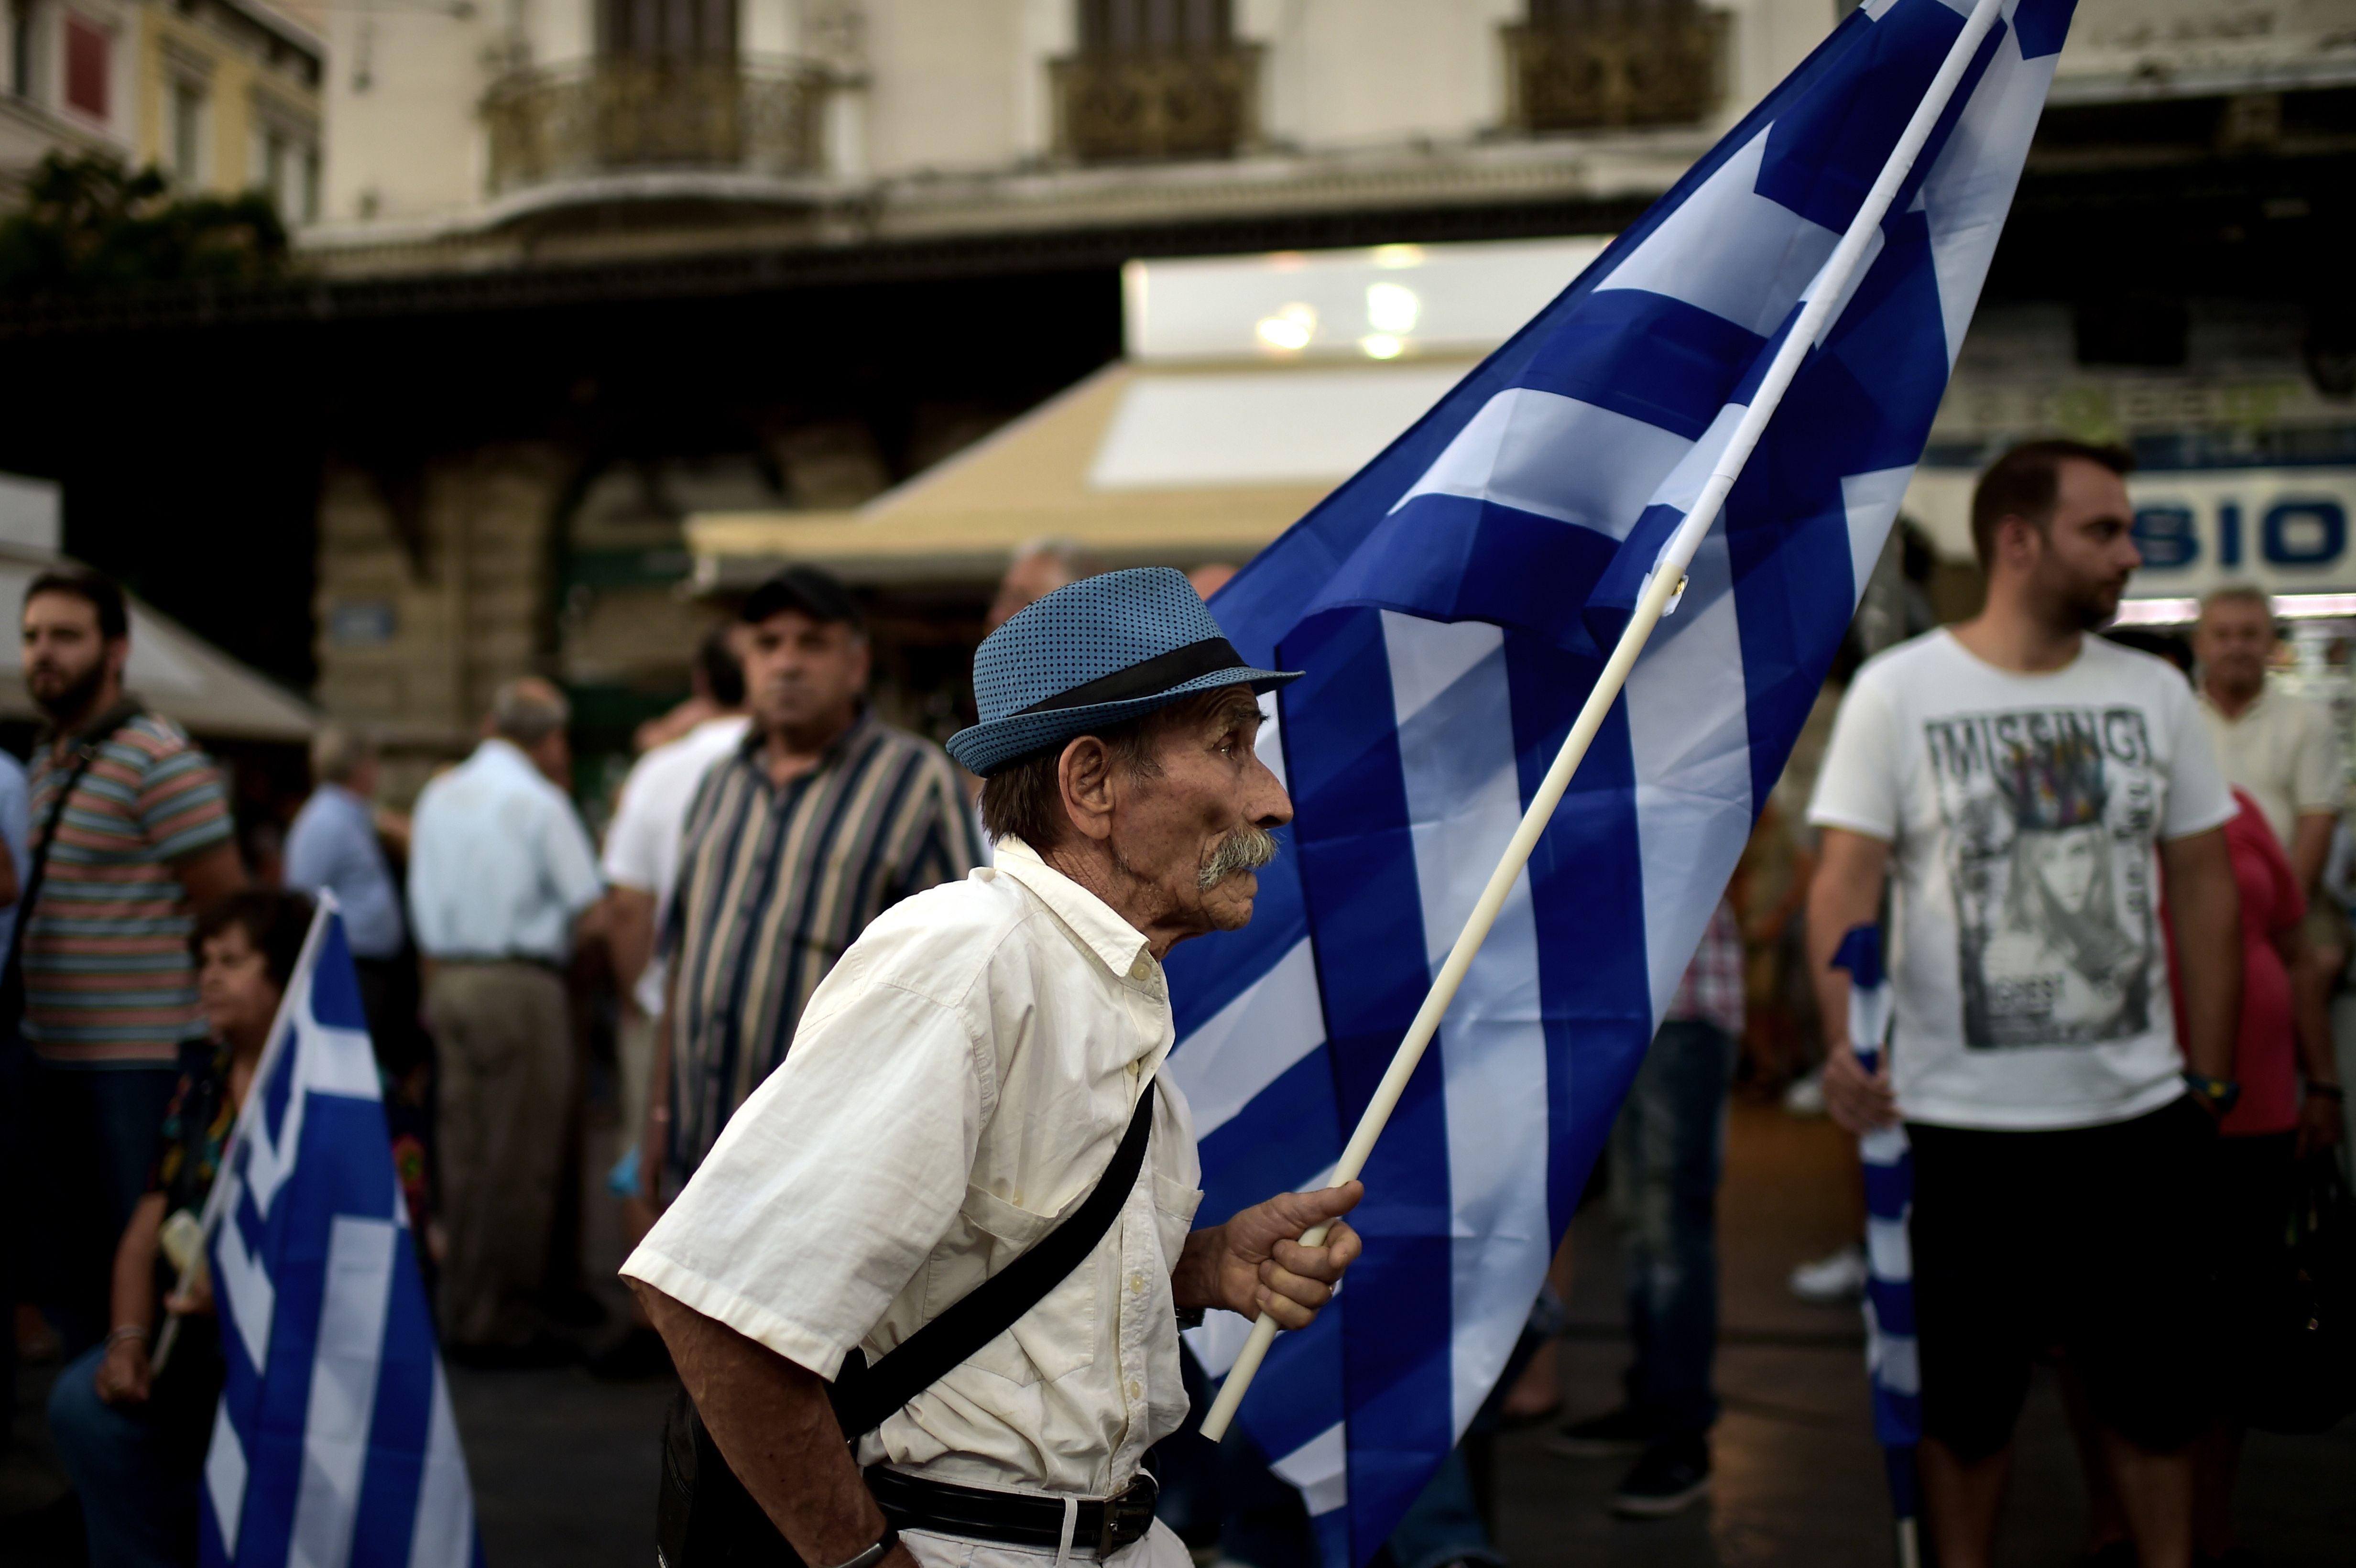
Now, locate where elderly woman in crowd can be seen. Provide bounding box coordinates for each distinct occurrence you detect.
[47,889,316,1568]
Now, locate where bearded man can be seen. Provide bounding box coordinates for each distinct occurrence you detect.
[624,568,1362,1568]
[1808,442,2240,1568]
[15,567,244,1354]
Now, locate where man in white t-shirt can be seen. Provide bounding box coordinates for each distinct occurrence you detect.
[1808,441,2242,1568]
[603,625,751,1164]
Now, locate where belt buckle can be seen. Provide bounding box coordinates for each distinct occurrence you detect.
[1096,1474,1159,1556]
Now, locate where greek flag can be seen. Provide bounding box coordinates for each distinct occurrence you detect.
[1838,925,1922,1554]
[199,903,482,1568]
[1162,0,2073,1559]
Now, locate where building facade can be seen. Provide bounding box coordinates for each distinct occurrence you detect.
[309,0,1824,271]
[0,0,2346,807]
[1,0,322,217]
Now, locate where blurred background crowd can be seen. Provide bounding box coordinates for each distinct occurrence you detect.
[0,0,2352,1563]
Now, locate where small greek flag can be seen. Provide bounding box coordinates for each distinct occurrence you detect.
[199,902,482,1568]
[1836,924,1922,1559]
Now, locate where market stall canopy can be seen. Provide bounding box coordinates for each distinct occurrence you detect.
[688,236,1613,589]
[0,549,318,740]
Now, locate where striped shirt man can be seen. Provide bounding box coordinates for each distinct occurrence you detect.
[664,709,983,1180]
[24,712,236,1067]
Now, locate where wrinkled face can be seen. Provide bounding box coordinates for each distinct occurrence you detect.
[2193,597,2273,695]
[743,608,869,734]
[198,924,284,1051]
[21,591,122,721]
[2020,459,2142,631]
[1108,688,1294,939]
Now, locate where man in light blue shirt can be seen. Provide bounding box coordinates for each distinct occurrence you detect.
[0,751,27,963]
[285,726,404,960]
[407,677,603,1359]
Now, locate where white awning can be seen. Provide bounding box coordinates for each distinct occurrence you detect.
[687,358,1479,588]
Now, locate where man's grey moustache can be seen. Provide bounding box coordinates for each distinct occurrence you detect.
[1199,824,1279,890]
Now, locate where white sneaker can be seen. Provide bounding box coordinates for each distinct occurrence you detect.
[1782,1067,1827,1117]
[1788,1243,1868,1303]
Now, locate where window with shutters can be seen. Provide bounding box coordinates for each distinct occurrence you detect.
[63,11,107,120]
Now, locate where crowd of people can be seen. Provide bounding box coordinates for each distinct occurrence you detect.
[4,440,2354,1566]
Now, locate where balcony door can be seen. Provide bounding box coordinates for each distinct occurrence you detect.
[1077,0,1231,55]
[600,0,735,62]
[592,0,740,167]
[1060,0,1254,162]
[1514,0,1719,131]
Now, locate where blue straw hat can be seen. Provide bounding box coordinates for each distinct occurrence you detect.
[949,567,1302,776]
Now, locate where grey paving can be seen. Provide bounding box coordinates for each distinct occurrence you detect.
[8,1102,2354,1567]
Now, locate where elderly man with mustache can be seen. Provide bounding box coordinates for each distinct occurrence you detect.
[624,569,1362,1568]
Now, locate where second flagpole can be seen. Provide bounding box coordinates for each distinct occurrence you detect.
[1197,0,2008,1445]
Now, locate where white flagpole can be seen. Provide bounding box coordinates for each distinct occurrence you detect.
[1198,0,2008,1444]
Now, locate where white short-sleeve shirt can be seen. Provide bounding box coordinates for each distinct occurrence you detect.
[600,715,750,1016]
[621,838,1205,1499]
[1808,630,2235,1131]
[2197,680,2347,854]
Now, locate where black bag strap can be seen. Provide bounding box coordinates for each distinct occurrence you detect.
[827,1077,1159,1438]
[655,1080,1163,1568]
[0,700,144,1030]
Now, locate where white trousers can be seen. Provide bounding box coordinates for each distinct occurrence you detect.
[902,1518,1190,1568]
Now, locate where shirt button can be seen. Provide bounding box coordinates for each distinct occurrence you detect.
[1130,955,1151,980]
[1129,1272,1145,1295]
[1127,1379,1143,1400]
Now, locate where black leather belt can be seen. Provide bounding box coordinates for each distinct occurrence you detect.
[864,1467,1158,1557]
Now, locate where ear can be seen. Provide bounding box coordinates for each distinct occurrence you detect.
[1056,736,1118,845]
[1997,514,2043,571]
[106,635,131,679]
[849,636,873,691]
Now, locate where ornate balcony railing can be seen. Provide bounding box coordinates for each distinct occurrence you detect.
[481,56,830,196]
[1503,12,1725,132]
[1049,45,1261,163]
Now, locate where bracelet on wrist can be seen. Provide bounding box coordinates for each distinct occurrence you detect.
[105,1325,147,1349]
[2309,1082,2346,1103]
[2183,1072,2240,1114]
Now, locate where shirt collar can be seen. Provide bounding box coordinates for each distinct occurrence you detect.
[2200,678,2270,722]
[732,706,874,774]
[988,836,1156,982]
[474,737,544,781]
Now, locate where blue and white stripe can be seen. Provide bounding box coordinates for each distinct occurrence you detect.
[1163,0,2072,1559]
[203,907,483,1568]
[1838,926,1921,1465]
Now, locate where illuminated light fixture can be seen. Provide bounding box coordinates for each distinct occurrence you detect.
[2110,599,2201,626]
[1256,302,1316,352]
[2114,592,2356,627]
[1360,334,1405,360]
[1370,243,1425,270]
[1365,282,1420,335]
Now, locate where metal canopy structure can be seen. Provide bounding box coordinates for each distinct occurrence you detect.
[0,549,317,740]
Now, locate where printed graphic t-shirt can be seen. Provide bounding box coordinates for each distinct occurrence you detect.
[1809,631,2235,1131]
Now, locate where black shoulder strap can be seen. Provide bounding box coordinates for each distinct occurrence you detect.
[0,701,144,1027]
[828,1078,1159,1439]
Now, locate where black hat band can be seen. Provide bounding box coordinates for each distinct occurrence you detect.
[1014,637,1246,716]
